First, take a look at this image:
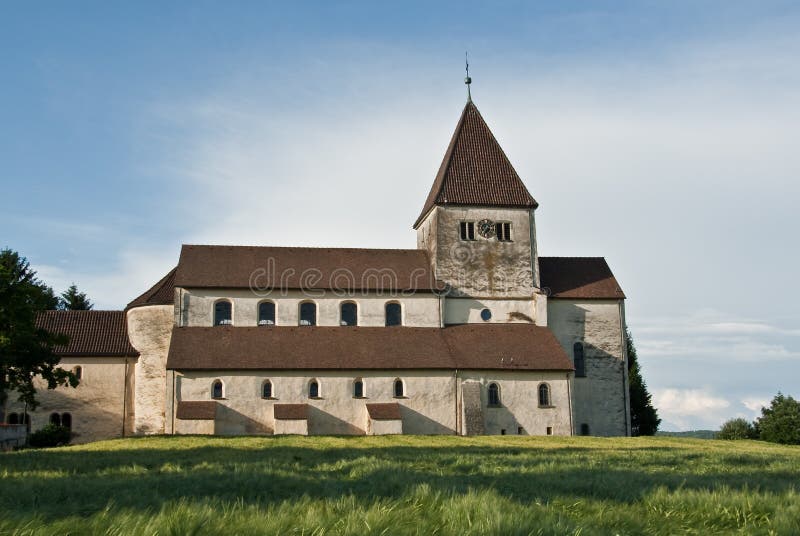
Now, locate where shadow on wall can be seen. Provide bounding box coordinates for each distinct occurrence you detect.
[400,405,453,435]
[557,302,625,437]
[308,406,364,435]
[214,404,272,435]
[4,388,126,444]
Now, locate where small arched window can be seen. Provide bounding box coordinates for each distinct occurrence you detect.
[573,342,585,377]
[262,380,273,399]
[393,378,405,398]
[73,366,83,380]
[340,302,357,326]
[580,423,590,436]
[385,302,402,327]
[309,379,320,398]
[353,378,364,398]
[487,383,501,406]
[299,302,317,326]
[61,413,72,430]
[214,300,233,326]
[538,383,551,407]
[258,302,276,326]
[212,379,224,399]
[7,413,19,425]
[50,413,61,426]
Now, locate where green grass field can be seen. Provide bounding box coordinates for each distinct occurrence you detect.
[1,435,798,535]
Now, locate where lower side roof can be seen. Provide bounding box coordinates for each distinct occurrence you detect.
[166,324,573,372]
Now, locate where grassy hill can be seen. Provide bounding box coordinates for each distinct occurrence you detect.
[657,430,718,439]
[2,435,799,535]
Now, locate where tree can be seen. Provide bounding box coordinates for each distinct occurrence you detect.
[755,393,800,445]
[717,417,757,440]
[627,328,661,435]
[0,248,78,411]
[59,284,93,310]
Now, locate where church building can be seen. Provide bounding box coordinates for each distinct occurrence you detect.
[4,97,630,442]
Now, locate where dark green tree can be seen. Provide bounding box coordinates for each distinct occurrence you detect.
[59,283,93,310]
[0,248,78,412]
[627,328,661,435]
[717,417,757,440]
[755,393,800,445]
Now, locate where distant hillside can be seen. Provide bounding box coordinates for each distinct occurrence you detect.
[656,430,717,439]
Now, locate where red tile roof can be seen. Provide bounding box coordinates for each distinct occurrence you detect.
[174,245,443,292]
[35,310,138,357]
[166,324,572,371]
[274,404,308,420]
[127,267,177,309]
[414,100,538,228]
[539,257,625,299]
[366,403,402,420]
[176,401,217,420]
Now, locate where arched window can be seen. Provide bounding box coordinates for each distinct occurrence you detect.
[385,302,402,327]
[393,378,405,398]
[573,342,585,377]
[487,383,501,406]
[7,413,18,425]
[340,302,357,326]
[258,302,276,326]
[50,413,61,426]
[580,423,590,436]
[61,413,72,430]
[262,380,273,399]
[212,379,224,399]
[353,378,364,398]
[538,383,551,407]
[299,302,317,326]
[214,300,232,326]
[309,379,320,398]
[73,366,83,380]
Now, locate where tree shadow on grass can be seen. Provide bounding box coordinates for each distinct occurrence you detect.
[2,439,798,522]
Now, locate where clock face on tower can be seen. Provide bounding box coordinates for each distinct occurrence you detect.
[477,218,495,239]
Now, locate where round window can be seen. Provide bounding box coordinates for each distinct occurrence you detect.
[480,308,492,321]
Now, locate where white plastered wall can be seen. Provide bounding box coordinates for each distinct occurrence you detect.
[3,357,131,444]
[547,299,628,436]
[181,289,441,328]
[127,305,174,434]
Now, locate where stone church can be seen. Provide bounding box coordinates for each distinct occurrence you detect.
[3,98,630,442]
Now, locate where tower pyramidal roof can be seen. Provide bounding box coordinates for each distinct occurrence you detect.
[413,100,538,229]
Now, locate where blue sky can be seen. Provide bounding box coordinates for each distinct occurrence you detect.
[2,1,799,431]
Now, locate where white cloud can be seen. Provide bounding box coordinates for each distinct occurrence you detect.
[652,388,731,431]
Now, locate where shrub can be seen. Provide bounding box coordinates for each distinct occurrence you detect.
[27,424,71,448]
[756,393,800,445]
[717,418,757,440]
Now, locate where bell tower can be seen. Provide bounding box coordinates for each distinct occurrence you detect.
[414,99,546,325]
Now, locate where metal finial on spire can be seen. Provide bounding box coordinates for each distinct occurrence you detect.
[465,51,472,101]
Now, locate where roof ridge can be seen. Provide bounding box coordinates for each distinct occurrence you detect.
[181,244,425,252]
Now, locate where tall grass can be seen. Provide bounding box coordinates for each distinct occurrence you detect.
[1,435,798,534]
